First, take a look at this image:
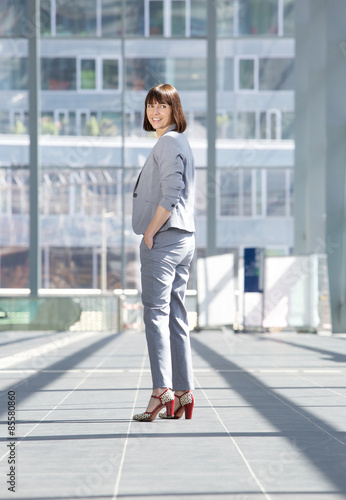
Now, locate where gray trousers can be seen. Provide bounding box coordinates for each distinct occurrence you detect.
[140,228,195,391]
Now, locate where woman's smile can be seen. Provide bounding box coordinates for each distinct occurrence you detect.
[147,101,173,137]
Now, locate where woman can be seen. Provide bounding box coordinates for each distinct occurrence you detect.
[132,84,195,422]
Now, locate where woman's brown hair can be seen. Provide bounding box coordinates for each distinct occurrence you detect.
[143,84,187,133]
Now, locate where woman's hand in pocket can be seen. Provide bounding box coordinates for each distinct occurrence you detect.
[143,231,154,250]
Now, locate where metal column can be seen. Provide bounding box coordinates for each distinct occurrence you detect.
[206,0,217,256]
[28,0,41,295]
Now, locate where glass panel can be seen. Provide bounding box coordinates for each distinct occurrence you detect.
[239,0,278,36]
[283,0,295,36]
[0,112,10,134]
[40,0,51,36]
[12,113,27,134]
[149,0,164,35]
[195,168,207,216]
[173,59,206,90]
[103,59,119,90]
[126,0,145,36]
[102,0,122,37]
[270,113,277,139]
[259,58,294,91]
[81,59,96,90]
[41,111,58,135]
[237,112,256,139]
[220,171,239,216]
[217,0,234,37]
[266,169,286,216]
[0,0,27,36]
[224,58,234,91]
[0,58,28,90]
[56,0,97,36]
[217,113,233,139]
[41,58,77,90]
[289,170,294,216]
[171,0,185,36]
[260,111,267,139]
[255,170,262,216]
[100,112,121,136]
[239,59,254,90]
[282,111,294,140]
[190,0,206,36]
[243,170,252,216]
[0,247,29,288]
[126,58,165,90]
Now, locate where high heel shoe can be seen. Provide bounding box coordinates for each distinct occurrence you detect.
[159,390,194,419]
[133,388,175,422]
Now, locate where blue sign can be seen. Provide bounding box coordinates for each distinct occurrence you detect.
[244,248,264,293]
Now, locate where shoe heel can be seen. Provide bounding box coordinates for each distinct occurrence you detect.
[165,399,175,417]
[184,402,194,419]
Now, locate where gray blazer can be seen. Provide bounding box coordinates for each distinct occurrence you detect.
[132,125,195,235]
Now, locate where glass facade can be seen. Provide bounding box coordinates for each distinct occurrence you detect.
[0,0,295,290]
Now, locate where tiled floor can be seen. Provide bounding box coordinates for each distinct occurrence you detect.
[0,328,346,499]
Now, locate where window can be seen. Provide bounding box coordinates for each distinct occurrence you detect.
[260,110,280,140]
[126,59,165,90]
[223,58,234,91]
[102,0,122,36]
[239,0,278,36]
[0,58,28,90]
[190,0,206,36]
[146,0,188,37]
[56,0,97,36]
[99,112,121,136]
[81,59,96,90]
[41,58,76,90]
[220,171,239,216]
[217,113,234,139]
[243,170,252,216]
[172,59,206,90]
[237,112,256,139]
[217,0,234,37]
[219,169,254,216]
[171,0,186,36]
[103,60,119,90]
[281,111,294,140]
[283,0,295,36]
[0,0,27,36]
[40,0,51,36]
[266,169,286,216]
[238,59,255,90]
[259,58,294,91]
[0,112,10,134]
[149,0,164,35]
[126,1,145,35]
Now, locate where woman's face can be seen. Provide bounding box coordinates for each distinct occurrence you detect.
[146,100,174,137]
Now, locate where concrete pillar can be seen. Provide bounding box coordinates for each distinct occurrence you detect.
[325,0,346,332]
[294,0,346,332]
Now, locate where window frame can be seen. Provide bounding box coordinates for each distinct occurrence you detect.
[235,55,258,92]
[144,0,190,38]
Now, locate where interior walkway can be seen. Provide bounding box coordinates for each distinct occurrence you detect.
[0,327,346,499]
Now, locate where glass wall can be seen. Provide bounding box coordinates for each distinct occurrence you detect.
[0,0,295,290]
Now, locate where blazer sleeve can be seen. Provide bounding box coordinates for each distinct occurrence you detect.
[155,135,185,212]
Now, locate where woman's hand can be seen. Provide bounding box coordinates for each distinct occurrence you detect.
[143,205,172,249]
[143,232,154,250]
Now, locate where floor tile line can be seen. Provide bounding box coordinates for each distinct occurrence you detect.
[194,375,272,500]
[112,348,147,500]
[0,334,127,464]
[298,374,346,400]
[248,377,346,447]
